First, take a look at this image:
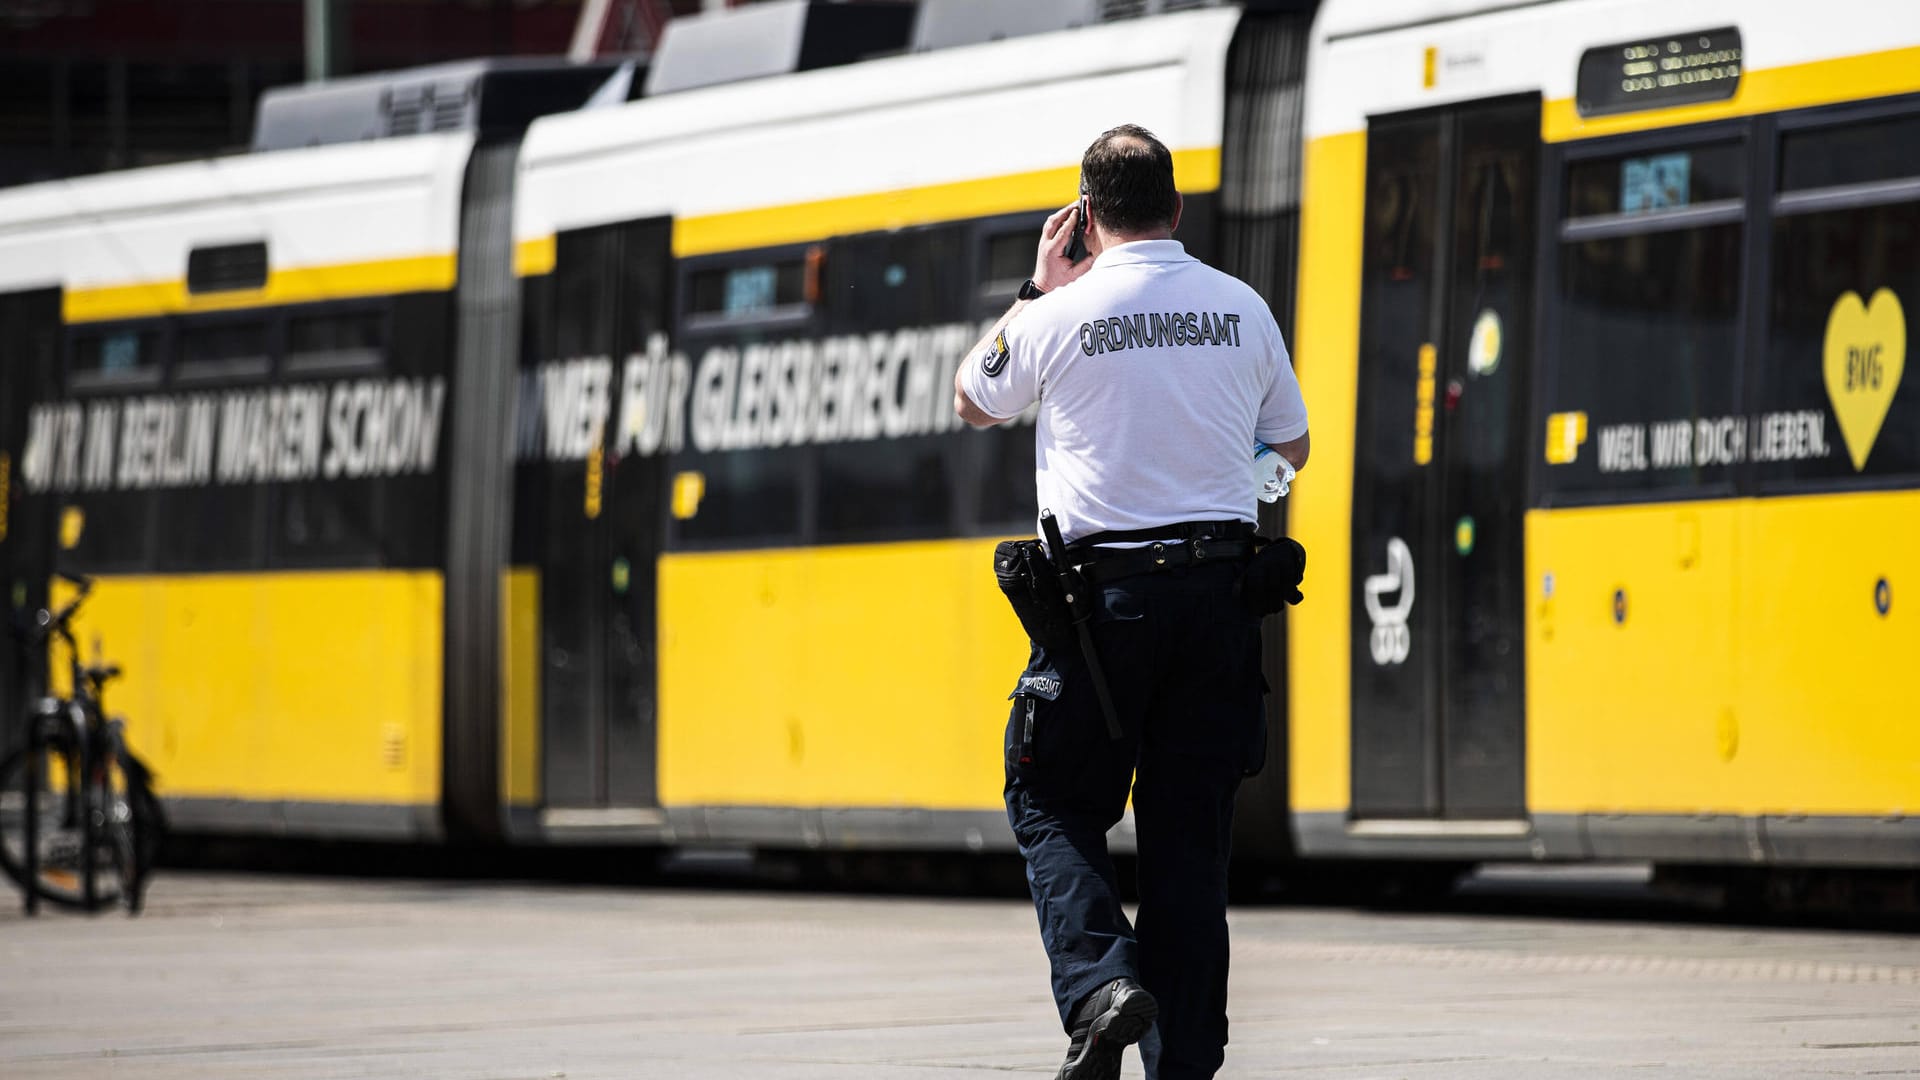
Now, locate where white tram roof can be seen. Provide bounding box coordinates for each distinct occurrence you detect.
[0,5,1246,299]
[514,6,1241,251]
[0,133,473,301]
[1315,0,1543,41]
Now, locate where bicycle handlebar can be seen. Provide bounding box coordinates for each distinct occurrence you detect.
[19,572,94,646]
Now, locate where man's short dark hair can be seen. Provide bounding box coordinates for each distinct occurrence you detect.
[1080,124,1177,236]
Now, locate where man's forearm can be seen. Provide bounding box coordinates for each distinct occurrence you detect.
[1273,432,1310,472]
[953,297,1032,428]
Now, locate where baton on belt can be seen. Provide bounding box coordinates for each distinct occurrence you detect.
[1040,509,1124,741]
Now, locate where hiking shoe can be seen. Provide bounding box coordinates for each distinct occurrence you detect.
[1055,977,1158,1080]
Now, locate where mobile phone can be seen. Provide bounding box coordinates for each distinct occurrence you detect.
[1063,201,1088,264]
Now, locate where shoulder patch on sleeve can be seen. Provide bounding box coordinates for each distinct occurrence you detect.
[981,330,1011,378]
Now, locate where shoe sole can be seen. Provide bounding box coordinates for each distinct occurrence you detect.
[1059,986,1158,1080]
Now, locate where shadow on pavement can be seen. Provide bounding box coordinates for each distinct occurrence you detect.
[160,836,1920,932]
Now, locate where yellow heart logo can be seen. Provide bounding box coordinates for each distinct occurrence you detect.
[1823,288,1906,471]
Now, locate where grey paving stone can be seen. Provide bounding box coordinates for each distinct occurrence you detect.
[2,873,1918,1078]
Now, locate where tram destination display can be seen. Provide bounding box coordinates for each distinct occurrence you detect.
[1576,27,1741,118]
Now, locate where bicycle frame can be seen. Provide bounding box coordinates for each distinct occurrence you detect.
[12,572,137,915]
[21,645,104,910]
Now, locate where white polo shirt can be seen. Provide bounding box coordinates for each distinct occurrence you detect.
[961,239,1308,545]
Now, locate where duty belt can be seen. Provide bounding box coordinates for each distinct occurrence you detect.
[1040,515,1257,740]
[1066,520,1256,587]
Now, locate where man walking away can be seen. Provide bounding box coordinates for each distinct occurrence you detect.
[955,125,1310,1080]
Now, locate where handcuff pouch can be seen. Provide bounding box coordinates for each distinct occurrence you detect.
[1236,536,1307,616]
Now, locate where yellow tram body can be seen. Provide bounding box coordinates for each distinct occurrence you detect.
[11,138,472,834]
[1295,0,1920,864]
[2,1,1916,878]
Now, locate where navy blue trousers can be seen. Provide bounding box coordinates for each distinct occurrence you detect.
[1003,560,1265,1080]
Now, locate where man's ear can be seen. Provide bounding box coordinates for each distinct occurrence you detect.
[1169,191,1183,233]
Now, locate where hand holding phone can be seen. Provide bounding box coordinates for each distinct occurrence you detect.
[1032,200,1095,293]
[1063,201,1089,264]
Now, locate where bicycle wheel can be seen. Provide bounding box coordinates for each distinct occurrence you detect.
[0,742,130,910]
[111,747,164,914]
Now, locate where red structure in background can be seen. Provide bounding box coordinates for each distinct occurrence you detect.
[572,0,680,57]
[0,0,717,187]
[3,1,581,66]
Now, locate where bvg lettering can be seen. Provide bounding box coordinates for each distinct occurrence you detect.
[1847,344,1884,391]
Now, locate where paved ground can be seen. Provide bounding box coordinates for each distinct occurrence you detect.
[3,869,1920,1078]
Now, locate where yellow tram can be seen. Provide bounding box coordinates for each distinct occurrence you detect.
[1292,0,1920,870]
[0,0,1915,886]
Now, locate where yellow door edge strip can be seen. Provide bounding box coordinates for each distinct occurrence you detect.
[64,253,459,324]
[515,236,558,279]
[1544,44,1920,143]
[500,566,542,809]
[666,146,1223,260]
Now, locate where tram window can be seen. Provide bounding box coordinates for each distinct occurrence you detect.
[1758,200,1920,485]
[973,423,1037,532]
[57,493,153,572]
[287,311,385,375]
[69,328,162,391]
[806,225,967,539]
[176,320,270,384]
[1565,142,1744,217]
[982,229,1033,296]
[271,481,382,566]
[1543,223,1743,498]
[1780,112,1920,191]
[817,436,952,541]
[827,226,968,328]
[378,474,442,566]
[686,258,808,322]
[669,448,803,545]
[156,487,262,570]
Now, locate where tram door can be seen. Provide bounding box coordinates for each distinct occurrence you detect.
[538,219,673,809]
[1349,97,1536,819]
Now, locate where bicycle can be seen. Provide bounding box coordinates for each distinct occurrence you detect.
[0,572,164,914]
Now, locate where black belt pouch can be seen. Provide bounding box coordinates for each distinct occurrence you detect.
[1236,536,1307,616]
[994,539,1077,651]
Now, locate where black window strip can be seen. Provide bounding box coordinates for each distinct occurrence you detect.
[186,241,269,294]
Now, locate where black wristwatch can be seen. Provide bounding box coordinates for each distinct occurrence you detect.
[1017,279,1048,301]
